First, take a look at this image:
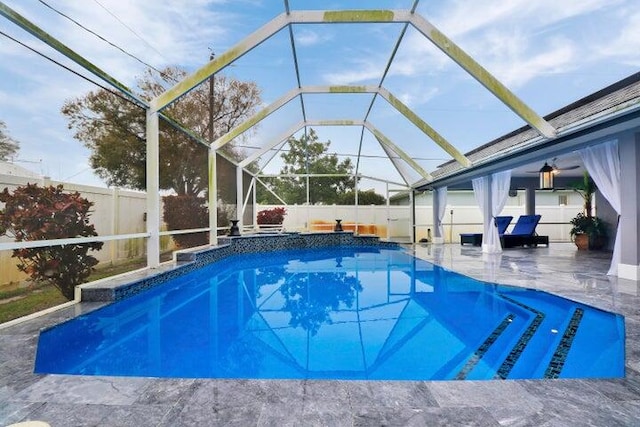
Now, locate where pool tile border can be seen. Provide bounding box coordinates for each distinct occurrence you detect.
[80,232,398,303]
[495,294,545,379]
[544,307,585,379]
[455,313,516,380]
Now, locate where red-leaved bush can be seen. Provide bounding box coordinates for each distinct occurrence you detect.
[162,195,209,248]
[257,207,286,225]
[0,184,103,300]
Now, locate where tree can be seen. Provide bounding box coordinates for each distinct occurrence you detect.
[258,129,357,204]
[0,120,20,161]
[336,189,386,205]
[161,194,235,248]
[62,66,262,196]
[0,184,103,300]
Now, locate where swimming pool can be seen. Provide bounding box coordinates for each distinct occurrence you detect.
[35,246,625,380]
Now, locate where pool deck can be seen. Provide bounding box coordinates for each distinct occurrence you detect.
[1,242,640,426]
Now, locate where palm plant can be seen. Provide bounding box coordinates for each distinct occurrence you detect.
[568,172,607,249]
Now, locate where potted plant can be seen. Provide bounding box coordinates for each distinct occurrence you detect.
[569,212,607,250]
[568,172,607,250]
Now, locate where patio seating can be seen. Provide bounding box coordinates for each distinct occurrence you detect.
[500,214,549,248]
[460,215,513,246]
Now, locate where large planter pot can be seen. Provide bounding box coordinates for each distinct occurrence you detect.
[574,233,589,250]
[589,235,607,250]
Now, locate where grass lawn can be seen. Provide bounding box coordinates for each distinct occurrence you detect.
[0,285,68,324]
[0,257,148,324]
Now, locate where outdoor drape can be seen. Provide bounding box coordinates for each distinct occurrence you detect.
[472,170,512,253]
[578,140,620,276]
[435,186,447,242]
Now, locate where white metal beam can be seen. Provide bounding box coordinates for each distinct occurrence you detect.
[150,10,415,111]
[377,87,470,167]
[409,13,557,139]
[240,119,432,183]
[214,87,302,150]
[151,13,290,111]
[364,122,433,181]
[0,1,141,104]
[239,121,305,168]
[213,86,378,150]
[213,85,468,174]
[254,176,288,205]
[378,142,412,186]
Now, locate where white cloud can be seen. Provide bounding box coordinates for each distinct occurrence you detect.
[489,37,577,87]
[4,0,236,86]
[322,55,383,84]
[397,87,440,108]
[294,28,331,46]
[592,10,640,66]
[322,67,380,85]
[394,0,621,86]
[426,0,616,40]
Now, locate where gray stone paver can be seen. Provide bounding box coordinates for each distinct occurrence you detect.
[1,243,639,426]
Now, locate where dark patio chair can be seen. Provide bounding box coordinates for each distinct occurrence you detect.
[460,215,513,246]
[500,214,549,248]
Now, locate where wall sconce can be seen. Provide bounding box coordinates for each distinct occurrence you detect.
[539,162,554,189]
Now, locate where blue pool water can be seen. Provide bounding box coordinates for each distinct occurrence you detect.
[35,246,625,380]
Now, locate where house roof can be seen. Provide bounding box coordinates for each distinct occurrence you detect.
[419,71,640,188]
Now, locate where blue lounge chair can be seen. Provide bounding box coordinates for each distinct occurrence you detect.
[500,214,549,248]
[460,215,513,246]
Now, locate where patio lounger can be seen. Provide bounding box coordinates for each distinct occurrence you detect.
[500,214,549,248]
[460,215,513,246]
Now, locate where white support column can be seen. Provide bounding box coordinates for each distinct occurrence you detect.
[432,189,443,244]
[110,187,120,264]
[618,132,640,280]
[386,183,391,241]
[209,149,218,246]
[409,190,415,244]
[525,184,536,216]
[252,177,258,229]
[146,110,160,268]
[355,176,359,235]
[236,166,243,229]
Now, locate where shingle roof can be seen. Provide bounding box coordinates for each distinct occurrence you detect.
[431,72,640,180]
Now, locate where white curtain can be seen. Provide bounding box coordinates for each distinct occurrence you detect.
[472,176,486,209]
[435,186,447,242]
[486,170,512,253]
[578,140,620,276]
[472,170,512,253]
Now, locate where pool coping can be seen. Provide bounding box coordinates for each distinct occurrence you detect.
[78,231,398,302]
[2,243,640,425]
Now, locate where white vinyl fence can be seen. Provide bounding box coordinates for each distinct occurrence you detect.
[1,174,586,286]
[257,204,413,240]
[0,175,173,285]
[257,198,584,244]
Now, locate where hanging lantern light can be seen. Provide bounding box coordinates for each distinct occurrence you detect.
[539,162,554,189]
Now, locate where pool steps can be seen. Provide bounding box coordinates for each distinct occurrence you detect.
[450,291,596,380]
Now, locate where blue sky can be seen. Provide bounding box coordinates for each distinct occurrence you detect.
[0,0,638,192]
